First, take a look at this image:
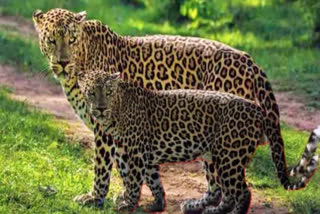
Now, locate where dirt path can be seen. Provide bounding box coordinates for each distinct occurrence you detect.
[275,92,320,131]
[0,15,37,37]
[3,15,319,214]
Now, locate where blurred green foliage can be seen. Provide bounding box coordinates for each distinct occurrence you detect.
[1,0,318,47]
[312,1,320,46]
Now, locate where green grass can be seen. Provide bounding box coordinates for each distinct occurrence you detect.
[0,88,124,214]
[0,27,48,74]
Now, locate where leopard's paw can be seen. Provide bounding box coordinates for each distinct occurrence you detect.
[146,199,165,212]
[73,192,104,208]
[113,191,128,204]
[180,199,204,214]
[116,200,136,212]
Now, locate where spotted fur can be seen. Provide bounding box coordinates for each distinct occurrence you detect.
[32,8,319,213]
[77,70,320,214]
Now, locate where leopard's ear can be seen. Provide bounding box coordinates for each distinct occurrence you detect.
[75,11,87,23]
[32,9,44,26]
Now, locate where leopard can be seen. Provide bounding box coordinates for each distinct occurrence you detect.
[32,8,315,213]
[76,69,320,214]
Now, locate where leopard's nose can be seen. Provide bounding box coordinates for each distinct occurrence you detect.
[58,61,70,69]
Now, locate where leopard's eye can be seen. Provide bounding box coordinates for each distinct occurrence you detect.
[48,37,56,45]
[69,37,76,44]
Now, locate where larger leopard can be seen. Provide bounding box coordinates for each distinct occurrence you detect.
[76,69,320,214]
[33,8,303,212]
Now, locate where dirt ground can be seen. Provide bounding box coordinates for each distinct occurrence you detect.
[2,15,320,214]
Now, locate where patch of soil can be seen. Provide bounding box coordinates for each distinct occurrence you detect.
[275,92,320,131]
[0,15,37,37]
[139,161,288,214]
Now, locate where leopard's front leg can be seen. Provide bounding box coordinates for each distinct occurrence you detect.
[74,125,116,207]
[114,152,165,212]
[116,153,146,212]
[144,165,165,212]
[113,147,129,204]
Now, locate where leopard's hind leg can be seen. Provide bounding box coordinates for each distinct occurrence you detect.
[203,135,260,214]
[203,168,251,214]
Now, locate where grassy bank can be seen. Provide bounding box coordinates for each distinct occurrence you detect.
[0,27,47,74]
[0,88,122,214]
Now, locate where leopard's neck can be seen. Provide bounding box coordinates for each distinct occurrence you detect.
[99,117,119,137]
[75,20,128,74]
[60,79,96,130]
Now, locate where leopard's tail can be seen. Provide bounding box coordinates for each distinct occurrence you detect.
[288,126,320,184]
[263,116,320,190]
[253,62,320,190]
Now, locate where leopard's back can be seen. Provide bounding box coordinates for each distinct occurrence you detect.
[122,34,256,101]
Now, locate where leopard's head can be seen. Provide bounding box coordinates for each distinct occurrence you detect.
[33,8,86,84]
[78,70,120,122]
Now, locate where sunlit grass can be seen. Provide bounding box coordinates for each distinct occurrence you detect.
[241,0,270,7]
[0,88,123,214]
[0,28,48,74]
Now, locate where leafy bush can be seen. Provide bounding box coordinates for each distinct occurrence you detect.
[120,0,147,8]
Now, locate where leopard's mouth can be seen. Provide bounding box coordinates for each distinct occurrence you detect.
[50,62,75,79]
[91,108,112,121]
[57,69,68,78]
[50,63,64,77]
[91,109,102,118]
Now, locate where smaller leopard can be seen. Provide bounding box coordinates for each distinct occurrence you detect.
[77,70,320,214]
